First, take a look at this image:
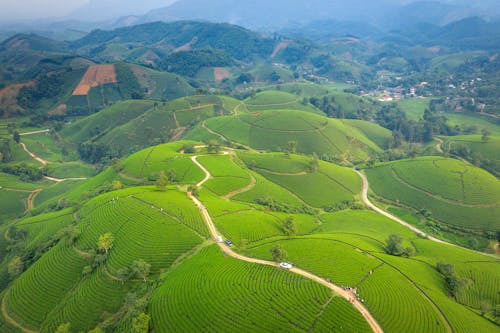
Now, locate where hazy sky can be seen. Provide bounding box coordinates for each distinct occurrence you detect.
[0,0,89,21]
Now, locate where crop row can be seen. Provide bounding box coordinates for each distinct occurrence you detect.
[151,246,368,332]
[40,269,129,333]
[7,245,87,328]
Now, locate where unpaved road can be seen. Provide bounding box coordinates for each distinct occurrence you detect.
[19,129,50,136]
[355,170,499,259]
[190,155,384,333]
[19,142,48,166]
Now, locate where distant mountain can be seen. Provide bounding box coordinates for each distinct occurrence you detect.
[385,17,500,50]
[71,21,275,61]
[67,0,178,22]
[139,0,500,30]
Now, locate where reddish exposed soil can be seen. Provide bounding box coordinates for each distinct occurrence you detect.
[214,67,231,81]
[72,64,117,96]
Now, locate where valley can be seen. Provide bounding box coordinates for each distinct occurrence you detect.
[0,4,499,332]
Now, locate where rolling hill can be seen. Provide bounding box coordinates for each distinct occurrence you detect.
[365,156,500,231]
[188,108,387,163]
[1,142,498,332]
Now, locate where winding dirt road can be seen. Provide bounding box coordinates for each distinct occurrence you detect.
[19,142,48,166]
[189,155,384,333]
[19,129,50,136]
[355,170,499,258]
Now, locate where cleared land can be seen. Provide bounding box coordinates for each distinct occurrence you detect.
[72,64,117,96]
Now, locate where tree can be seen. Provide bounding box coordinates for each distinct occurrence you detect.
[181,144,195,154]
[57,225,81,245]
[481,129,491,142]
[437,262,464,297]
[282,217,296,238]
[270,245,287,262]
[188,185,200,197]
[97,233,114,254]
[287,141,297,155]
[111,180,123,191]
[496,231,500,244]
[384,234,405,256]
[88,327,104,333]
[55,323,71,333]
[167,169,177,182]
[13,131,20,143]
[308,153,320,173]
[155,171,168,192]
[8,256,24,278]
[131,259,151,282]
[133,313,151,333]
[207,139,222,154]
[116,268,132,284]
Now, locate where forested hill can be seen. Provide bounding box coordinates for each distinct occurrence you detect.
[71,21,276,60]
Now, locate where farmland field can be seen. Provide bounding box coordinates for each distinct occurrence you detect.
[365,157,500,230]
[150,245,372,333]
[73,64,117,96]
[201,110,384,161]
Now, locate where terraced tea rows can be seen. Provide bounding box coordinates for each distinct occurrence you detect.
[150,245,372,333]
[200,110,384,161]
[365,157,500,230]
[6,245,88,329]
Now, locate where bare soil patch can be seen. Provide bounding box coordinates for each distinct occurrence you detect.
[72,64,117,96]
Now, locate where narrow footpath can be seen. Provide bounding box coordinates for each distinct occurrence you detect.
[189,155,384,333]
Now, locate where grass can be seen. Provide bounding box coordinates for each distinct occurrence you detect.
[365,157,500,230]
[150,245,372,333]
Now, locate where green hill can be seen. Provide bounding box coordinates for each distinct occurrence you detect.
[1,142,499,332]
[365,156,500,231]
[190,109,386,162]
[63,95,240,159]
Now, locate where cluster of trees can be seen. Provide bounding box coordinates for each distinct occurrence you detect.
[155,169,177,191]
[115,63,144,100]
[271,244,287,262]
[17,73,64,109]
[436,262,464,297]
[78,141,110,164]
[160,49,233,77]
[324,200,365,213]
[0,139,12,162]
[56,311,151,333]
[384,234,415,257]
[256,197,318,215]
[1,163,44,181]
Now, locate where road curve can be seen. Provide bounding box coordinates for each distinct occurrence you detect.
[190,155,384,333]
[19,142,48,166]
[355,169,499,259]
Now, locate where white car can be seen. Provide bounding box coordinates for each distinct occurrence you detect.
[279,262,293,269]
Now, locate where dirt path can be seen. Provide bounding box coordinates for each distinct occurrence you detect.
[43,176,87,183]
[190,155,384,333]
[25,189,42,213]
[356,170,499,259]
[19,129,50,136]
[19,142,48,166]
[1,293,38,333]
[435,137,444,153]
[222,173,256,199]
